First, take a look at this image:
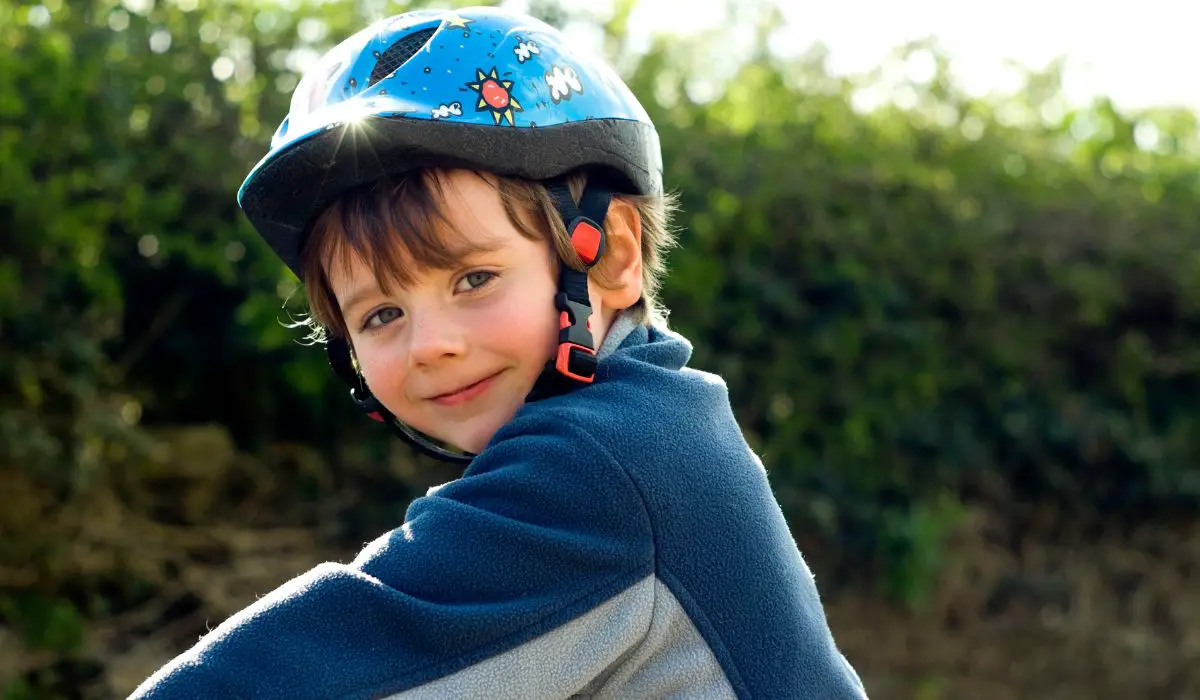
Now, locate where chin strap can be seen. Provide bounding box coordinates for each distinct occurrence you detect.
[325,177,613,464]
[326,336,474,464]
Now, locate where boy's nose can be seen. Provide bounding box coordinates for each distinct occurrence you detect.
[406,313,467,367]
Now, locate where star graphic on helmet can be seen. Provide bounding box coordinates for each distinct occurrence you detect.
[465,67,523,126]
[445,14,473,30]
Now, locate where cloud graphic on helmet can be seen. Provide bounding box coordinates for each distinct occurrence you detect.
[545,64,583,104]
[432,102,463,120]
[514,38,540,64]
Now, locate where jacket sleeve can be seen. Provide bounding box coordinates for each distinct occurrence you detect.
[129,412,656,700]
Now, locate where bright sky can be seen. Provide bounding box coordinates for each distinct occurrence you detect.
[522,0,1200,113]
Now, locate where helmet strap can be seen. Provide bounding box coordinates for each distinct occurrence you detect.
[527,177,612,402]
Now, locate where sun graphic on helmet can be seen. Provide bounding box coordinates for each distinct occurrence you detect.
[465,67,524,126]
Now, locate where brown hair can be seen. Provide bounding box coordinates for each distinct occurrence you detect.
[298,167,678,341]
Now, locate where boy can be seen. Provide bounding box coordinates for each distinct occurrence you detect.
[133,6,868,699]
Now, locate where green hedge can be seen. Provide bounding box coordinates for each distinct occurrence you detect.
[639,50,1200,599]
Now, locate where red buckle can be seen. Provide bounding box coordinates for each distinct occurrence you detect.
[556,343,596,383]
[569,217,604,267]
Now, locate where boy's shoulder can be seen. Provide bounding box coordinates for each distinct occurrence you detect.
[476,322,868,699]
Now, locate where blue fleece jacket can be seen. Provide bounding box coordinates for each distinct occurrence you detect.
[131,320,867,699]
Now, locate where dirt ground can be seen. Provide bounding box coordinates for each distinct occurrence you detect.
[825,505,1200,700]
[5,427,1198,699]
[93,504,1200,699]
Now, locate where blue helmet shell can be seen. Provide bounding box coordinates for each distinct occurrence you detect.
[238,6,663,277]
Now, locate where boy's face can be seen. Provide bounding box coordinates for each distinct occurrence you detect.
[328,172,566,454]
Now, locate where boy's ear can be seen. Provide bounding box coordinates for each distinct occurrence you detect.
[594,196,643,309]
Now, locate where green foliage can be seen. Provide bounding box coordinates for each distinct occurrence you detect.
[627,34,1200,585]
[3,0,1200,694]
[0,593,84,653]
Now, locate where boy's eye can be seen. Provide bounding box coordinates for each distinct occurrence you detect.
[364,307,402,329]
[457,270,496,292]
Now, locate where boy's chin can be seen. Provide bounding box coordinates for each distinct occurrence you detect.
[411,385,532,456]
[433,415,511,457]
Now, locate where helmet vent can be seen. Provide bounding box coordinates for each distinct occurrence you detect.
[368,28,437,87]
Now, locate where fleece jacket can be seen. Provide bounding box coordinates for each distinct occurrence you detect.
[130,318,868,699]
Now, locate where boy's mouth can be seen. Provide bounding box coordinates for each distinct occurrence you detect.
[428,370,504,407]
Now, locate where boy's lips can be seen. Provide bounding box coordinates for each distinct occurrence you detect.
[428,370,504,406]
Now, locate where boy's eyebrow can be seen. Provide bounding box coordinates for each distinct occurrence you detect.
[441,236,505,262]
[337,236,508,315]
[338,284,384,317]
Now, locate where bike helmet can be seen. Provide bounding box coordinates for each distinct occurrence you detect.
[237,6,663,463]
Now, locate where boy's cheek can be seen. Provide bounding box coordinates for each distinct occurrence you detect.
[357,349,409,403]
[475,296,557,356]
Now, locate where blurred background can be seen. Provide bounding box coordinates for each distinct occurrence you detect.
[3,0,1200,697]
